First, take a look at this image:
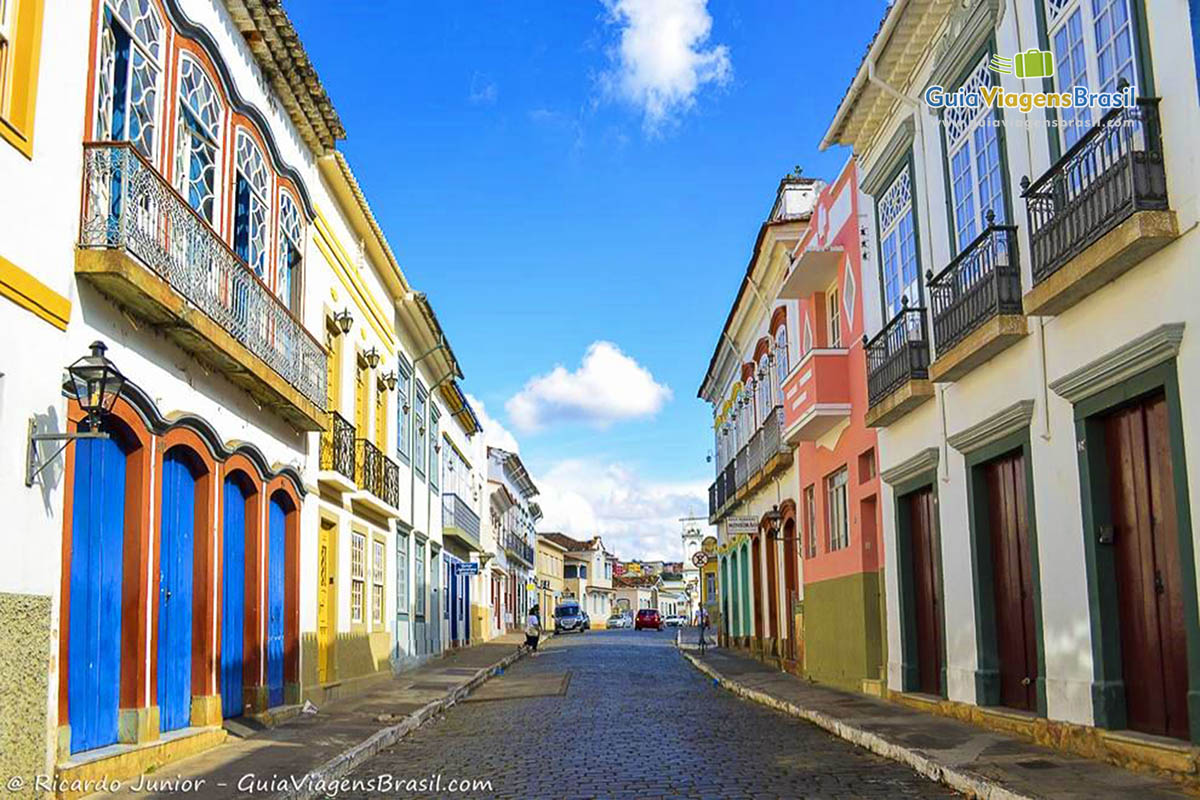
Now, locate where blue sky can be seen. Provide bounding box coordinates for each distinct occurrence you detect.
[288,0,889,559]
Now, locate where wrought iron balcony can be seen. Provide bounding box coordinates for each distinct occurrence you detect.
[1023,98,1168,286]
[927,219,1022,355]
[504,532,534,566]
[320,412,356,482]
[708,482,719,520]
[78,143,327,429]
[722,461,735,505]
[356,438,399,509]
[866,303,931,408]
[443,492,482,551]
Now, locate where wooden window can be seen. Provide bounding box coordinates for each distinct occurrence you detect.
[0,0,39,153]
[372,538,385,626]
[826,468,850,551]
[233,131,271,277]
[803,485,817,558]
[858,448,877,483]
[350,531,366,623]
[414,540,426,619]
[396,355,411,463]
[277,191,303,313]
[429,405,440,490]
[93,0,161,160]
[413,381,427,478]
[827,286,842,348]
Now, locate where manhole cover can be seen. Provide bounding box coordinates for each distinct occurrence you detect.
[464,672,571,703]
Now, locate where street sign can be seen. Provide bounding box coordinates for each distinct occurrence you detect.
[456,562,480,575]
[726,516,757,535]
[691,552,709,568]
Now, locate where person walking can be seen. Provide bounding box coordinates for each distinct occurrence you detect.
[524,604,541,654]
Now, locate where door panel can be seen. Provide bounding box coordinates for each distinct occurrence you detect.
[1106,392,1189,739]
[984,451,1038,711]
[267,497,285,707]
[220,478,248,718]
[908,487,942,696]
[158,452,196,732]
[68,434,126,753]
[751,537,763,643]
[317,521,334,684]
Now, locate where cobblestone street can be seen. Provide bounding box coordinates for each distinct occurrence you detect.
[340,631,958,799]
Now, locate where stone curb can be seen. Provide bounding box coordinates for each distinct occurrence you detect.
[678,649,1031,800]
[270,643,533,800]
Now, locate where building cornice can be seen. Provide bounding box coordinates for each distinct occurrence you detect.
[1050,323,1185,404]
[947,399,1034,454]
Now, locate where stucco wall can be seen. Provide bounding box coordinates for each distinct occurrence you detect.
[0,593,52,796]
[803,572,884,692]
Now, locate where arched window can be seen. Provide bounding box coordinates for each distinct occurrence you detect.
[774,323,788,381]
[276,190,303,312]
[233,130,270,277]
[756,353,771,419]
[174,55,222,222]
[94,0,162,159]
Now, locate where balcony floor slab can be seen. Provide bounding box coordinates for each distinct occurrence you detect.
[865,379,935,428]
[77,248,327,431]
[1024,209,1179,317]
[929,314,1028,384]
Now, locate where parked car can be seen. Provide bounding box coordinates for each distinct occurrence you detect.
[606,613,632,629]
[635,609,663,631]
[664,614,686,628]
[554,602,588,633]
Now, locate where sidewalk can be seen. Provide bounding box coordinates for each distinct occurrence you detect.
[87,634,531,800]
[680,641,1191,799]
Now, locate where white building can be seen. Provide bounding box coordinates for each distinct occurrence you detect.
[483,447,538,635]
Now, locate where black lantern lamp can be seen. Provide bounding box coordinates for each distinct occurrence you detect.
[384,371,398,391]
[334,308,353,335]
[27,341,125,486]
[365,347,381,370]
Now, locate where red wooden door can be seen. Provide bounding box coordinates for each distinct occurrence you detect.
[765,533,780,644]
[908,487,942,696]
[1105,392,1189,739]
[751,536,764,646]
[783,519,799,662]
[984,450,1038,711]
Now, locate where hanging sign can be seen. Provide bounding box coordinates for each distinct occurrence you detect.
[456,562,480,576]
[726,516,758,535]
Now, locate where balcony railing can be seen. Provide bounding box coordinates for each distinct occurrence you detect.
[1023,98,1167,285]
[320,412,356,481]
[443,492,482,546]
[709,482,719,519]
[723,461,735,504]
[735,445,748,491]
[504,532,534,566]
[356,438,399,508]
[708,406,787,518]
[79,143,326,410]
[927,219,1022,353]
[763,406,784,457]
[866,304,931,407]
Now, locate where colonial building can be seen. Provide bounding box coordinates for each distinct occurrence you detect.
[484,447,538,635]
[702,174,817,667]
[439,384,484,650]
[614,574,660,616]
[535,534,567,620]
[832,0,1200,745]
[542,533,615,626]
[779,160,886,694]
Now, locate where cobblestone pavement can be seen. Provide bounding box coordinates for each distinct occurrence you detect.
[340,630,959,799]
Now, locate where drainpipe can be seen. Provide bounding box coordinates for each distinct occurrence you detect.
[866,60,952,479]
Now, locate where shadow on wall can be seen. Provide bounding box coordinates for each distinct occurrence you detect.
[30,404,65,513]
[299,630,393,700]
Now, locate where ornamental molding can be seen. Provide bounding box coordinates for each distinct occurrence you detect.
[881,447,940,487]
[947,399,1034,453]
[926,0,1004,91]
[1050,323,1185,403]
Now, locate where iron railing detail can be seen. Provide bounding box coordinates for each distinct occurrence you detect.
[504,532,534,566]
[1023,98,1167,284]
[320,412,356,481]
[865,304,931,407]
[355,439,398,507]
[926,219,1022,353]
[79,143,326,408]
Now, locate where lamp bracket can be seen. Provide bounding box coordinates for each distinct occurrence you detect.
[26,419,110,487]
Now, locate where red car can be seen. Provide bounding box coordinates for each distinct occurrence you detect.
[635,609,663,631]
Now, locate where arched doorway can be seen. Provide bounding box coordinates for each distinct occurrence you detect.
[158,448,202,733]
[782,517,799,664]
[751,535,764,650]
[66,421,131,753]
[267,494,286,707]
[221,472,257,719]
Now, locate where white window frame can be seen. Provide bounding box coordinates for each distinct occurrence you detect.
[350,531,366,624]
[173,54,222,224]
[1045,0,1139,149]
[826,468,850,552]
[877,166,919,321]
[234,130,271,277]
[396,532,409,616]
[827,285,841,348]
[396,356,411,464]
[943,56,1006,252]
[277,189,303,311]
[372,538,385,626]
[413,381,427,478]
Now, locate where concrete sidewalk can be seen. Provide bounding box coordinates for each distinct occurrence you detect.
[87,634,532,800]
[681,643,1190,799]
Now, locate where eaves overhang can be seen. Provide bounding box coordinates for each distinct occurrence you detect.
[820,0,956,153]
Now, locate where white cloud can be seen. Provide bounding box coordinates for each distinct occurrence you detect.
[504,341,672,433]
[469,72,498,105]
[464,393,521,454]
[600,0,732,133]
[535,458,712,561]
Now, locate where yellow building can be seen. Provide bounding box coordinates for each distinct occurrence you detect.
[535,535,567,627]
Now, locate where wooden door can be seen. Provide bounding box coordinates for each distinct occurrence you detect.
[765,532,780,645]
[751,536,764,644]
[783,519,799,662]
[266,497,286,707]
[907,487,942,696]
[317,520,335,684]
[158,452,196,732]
[68,433,126,753]
[221,477,248,719]
[1105,392,1189,739]
[984,450,1038,711]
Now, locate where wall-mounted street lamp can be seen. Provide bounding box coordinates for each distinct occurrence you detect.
[27,341,126,486]
[383,371,398,391]
[334,308,353,335]
[364,347,381,370]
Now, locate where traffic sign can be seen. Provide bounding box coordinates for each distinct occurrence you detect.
[456,562,480,575]
[691,552,709,567]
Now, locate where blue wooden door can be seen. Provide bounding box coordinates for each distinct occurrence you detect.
[267,497,285,707]
[220,478,247,718]
[158,452,195,732]
[68,433,126,753]
[448,559,459,643]
[463,576,470,645]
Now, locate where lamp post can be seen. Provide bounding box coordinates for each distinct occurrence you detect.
[27,341,127,486]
